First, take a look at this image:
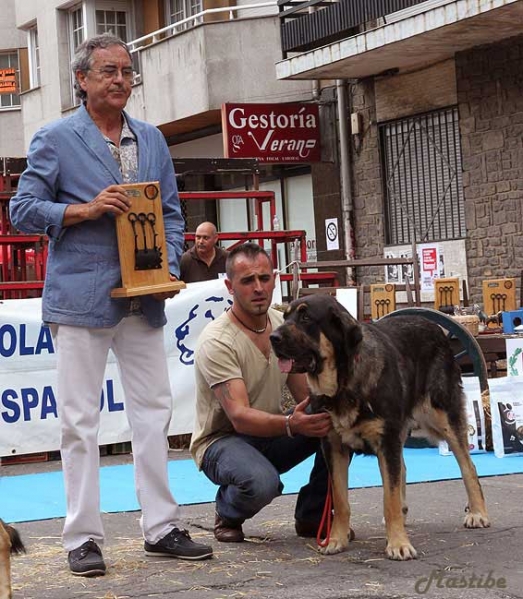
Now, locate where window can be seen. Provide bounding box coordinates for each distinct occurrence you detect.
[95,1,133,40]
[0,52,20,109]
[167,0,203,31]
[380,107,465,245]
[96,9,128,40]
[70,5,86,51]
[28,25,41,88]
[65,2,135,106]
[69,4,86,106]
[95,4,137,78]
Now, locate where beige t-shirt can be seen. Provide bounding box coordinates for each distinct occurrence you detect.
[190,307,287,468]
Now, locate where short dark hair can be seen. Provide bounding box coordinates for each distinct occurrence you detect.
[71,34,132,101]
[225,243,272,280]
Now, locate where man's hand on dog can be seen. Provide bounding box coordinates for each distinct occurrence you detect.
[291,398,332,437]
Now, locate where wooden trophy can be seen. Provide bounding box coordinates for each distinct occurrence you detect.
[370,283,396,319]
[482,278,517,315]
[111,181,186,298]
[433,277,460,312]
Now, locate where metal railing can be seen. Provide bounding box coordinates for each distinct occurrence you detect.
[128,2,277,54]
[278,0,430,57]
[127,1,278,83]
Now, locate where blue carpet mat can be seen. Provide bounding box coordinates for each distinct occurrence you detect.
[1,448,522,524]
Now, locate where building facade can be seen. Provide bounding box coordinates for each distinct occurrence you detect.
[0,0,321,282]
[3,0,523,307]
[277,0,523,306]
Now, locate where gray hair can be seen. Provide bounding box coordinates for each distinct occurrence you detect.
[72,34,132,101]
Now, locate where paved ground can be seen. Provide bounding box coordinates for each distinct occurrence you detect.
[3,452,523,599]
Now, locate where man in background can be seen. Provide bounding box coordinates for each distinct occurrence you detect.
[180,221,227,283]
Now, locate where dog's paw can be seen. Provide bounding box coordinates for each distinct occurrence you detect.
[317,537,349,555]
[386,540,418,561]
[463,511,491,528]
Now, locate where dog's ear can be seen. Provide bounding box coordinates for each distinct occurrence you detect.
[330,306,362,349]
[329,305,362,390]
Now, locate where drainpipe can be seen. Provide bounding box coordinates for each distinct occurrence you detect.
[336,79,355,284]
[309,7,320,101]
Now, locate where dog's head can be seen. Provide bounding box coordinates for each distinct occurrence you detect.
[270,294,362,395]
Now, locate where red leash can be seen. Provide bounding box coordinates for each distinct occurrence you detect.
[317,474,333,547]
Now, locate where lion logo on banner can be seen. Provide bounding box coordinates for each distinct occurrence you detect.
[174,294,232,366]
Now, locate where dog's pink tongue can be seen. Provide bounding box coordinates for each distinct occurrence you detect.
[278,357,294,373]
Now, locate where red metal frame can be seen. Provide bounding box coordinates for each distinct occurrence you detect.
[185,230,308,269]
[1,192,13,234]
[1,185,48,299]
[181,190,305,269]
[279,272,339,287]
[0,187,327,299]
[179,190,276,233]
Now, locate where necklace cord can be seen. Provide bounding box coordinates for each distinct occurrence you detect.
[230,308,268,334]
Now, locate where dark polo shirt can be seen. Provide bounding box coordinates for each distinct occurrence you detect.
[180,245,228,283]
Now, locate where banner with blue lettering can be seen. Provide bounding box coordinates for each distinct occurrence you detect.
[0,279,235,457]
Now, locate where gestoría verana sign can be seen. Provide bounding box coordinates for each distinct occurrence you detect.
[222,102,321,163]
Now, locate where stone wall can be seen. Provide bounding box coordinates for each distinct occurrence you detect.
[349,79,387,287]
[456,35,523,304]
[310,87,345,271]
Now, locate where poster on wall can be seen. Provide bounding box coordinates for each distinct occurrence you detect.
[384,247,414,284]
[419,243,444,291]
[385,243,445,291]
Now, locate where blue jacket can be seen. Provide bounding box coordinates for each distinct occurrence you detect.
[9,104,185,328]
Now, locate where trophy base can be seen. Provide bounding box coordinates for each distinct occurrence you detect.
[111,280,186,298]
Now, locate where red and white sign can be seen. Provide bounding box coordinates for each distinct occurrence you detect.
[0,68,17,95]
[422,247,437,274]
[222,102,321,163]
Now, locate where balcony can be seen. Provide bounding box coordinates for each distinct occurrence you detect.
[276,0,523,80]
[124,2,314,140]
[278,0,427,56]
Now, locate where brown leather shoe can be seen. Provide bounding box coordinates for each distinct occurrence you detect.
[295,519,356,541]
[214,513,245,543]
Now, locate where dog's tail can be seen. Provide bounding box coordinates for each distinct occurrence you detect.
[1,520,26,555]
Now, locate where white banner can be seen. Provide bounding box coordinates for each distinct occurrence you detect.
[0,279,233,457]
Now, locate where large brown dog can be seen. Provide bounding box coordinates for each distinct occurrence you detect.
[270,295,490,560]
[0,520,25,599]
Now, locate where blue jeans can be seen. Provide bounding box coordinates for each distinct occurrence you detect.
[201,431,329,524]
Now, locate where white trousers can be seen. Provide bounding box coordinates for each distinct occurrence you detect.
[53,316,181,551]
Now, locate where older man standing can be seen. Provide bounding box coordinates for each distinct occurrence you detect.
[180,221,227,283]
[10,34,213,576]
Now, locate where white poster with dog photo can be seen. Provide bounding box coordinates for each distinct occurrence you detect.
[489,376,523,458]
[439,377,487,455]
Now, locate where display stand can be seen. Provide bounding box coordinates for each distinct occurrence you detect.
[111,181,186,298]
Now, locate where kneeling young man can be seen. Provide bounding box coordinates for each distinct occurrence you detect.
[190,243,332,542]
